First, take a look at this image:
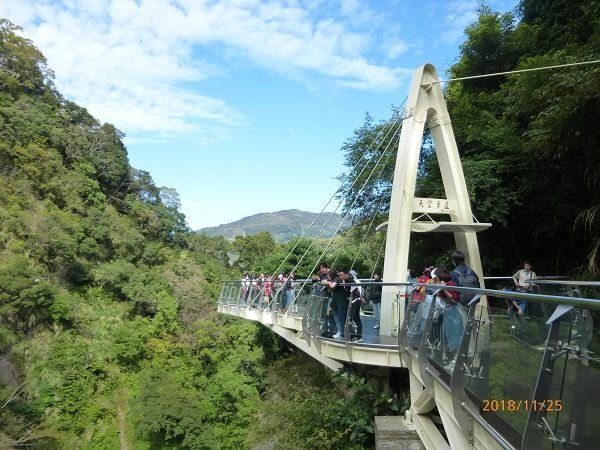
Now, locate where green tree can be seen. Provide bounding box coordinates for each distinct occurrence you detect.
[0,19,55,96]
[444,4,600,273]
[0,255,57,332]
[518,0,600,53]
[337,113,398,223]
[132,367,217,448]
[255,237,326,278]
[230,231,277,273]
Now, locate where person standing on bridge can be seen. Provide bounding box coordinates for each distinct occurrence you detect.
[371,273,382,329]
[263,275,273,308]
[349,270,364,343]
[284,272,296,311]
[313,262,337,337]
[450,250,480,306]
[449,250,480,353]
[512,261,537,292]
[242,272,251,304]
[436,268,461,367]
[322,269,351,340]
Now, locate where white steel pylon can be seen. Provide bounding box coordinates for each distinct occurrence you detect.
[379,63,490,336]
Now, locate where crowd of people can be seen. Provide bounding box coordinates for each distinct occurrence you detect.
[238,251,540,354]
[240,271,298,310]
[406,253,539,366]
[405,251,481,364]
[312,263,382,343]
[239,263,383,343]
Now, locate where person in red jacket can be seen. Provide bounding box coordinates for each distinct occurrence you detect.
[412,267,432,303]
[436,268,460,304]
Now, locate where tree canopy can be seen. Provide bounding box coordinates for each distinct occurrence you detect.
[337,2,600,275]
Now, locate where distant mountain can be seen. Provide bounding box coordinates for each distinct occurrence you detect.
[197,209,348,242]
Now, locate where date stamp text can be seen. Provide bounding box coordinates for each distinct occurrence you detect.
[481,399,562,413]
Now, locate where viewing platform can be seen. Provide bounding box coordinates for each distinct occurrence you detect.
[218,279,403,369]
[219,279,600,449]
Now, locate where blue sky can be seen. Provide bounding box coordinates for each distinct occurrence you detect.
[2,0,518,229]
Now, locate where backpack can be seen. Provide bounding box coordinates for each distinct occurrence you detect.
[452,268,480,306]
[350,280,364,303]
[411,275,429,303]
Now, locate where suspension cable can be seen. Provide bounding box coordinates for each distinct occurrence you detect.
[265,110,405,311]
[288,117,403,307]
[348,164,395,273]
[326,104,406,271]
[329,146,396,271]
[307,114,402,275]
[371,234,387,278]
[436,59,600,84]
[279,107,404,280]
[266,104,405,280]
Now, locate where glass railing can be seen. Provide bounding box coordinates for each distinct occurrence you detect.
[219,278,600,449]
[463,304,550,448]
[521,305,600,449]
[399,281,600,450]
[218,279,406,347]
[286,283,313,318]
[485,278,600,301]
[401,288,438,353]
[295,280,387,344]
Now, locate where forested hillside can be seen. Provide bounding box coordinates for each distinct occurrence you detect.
[0,17,271,449]
[0,19,401,449]
[2,0,599,448]
[197,209,347,243]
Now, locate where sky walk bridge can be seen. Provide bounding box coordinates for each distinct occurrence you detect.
[218,64,600,449]
[218,278,600,450]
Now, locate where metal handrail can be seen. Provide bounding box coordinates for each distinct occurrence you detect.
[410,283,600,306]
[528,279,600,287]
[218,277,600,450]
[219,280,600,305]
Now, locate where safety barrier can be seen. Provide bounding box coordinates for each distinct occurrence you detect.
[399,281,600,449]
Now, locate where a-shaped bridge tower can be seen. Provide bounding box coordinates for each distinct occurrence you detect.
[379,63,490,336]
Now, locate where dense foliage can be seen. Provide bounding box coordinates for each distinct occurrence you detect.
[248,355,407,450]
[0,17,275,448]
[338,1,600,276]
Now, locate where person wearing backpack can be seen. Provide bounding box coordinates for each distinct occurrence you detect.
[512,261,537,292]
[450,250,481,306]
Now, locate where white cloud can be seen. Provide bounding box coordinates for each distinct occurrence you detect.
[441,0,479,43]
[386,40,411,59]
[1,0,409,141]
[339,0,361,16]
